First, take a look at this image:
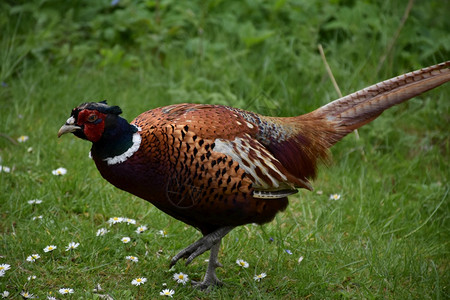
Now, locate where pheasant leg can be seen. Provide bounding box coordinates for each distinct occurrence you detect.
[170,226,234,267]
[191,240,223,289]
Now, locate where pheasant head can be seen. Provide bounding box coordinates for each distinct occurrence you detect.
[57,101,124,142]
[58,101,140,164]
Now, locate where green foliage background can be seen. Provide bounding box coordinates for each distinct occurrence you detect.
[0,0,449,299]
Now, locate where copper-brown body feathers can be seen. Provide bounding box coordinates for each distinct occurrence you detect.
[88,61,449,235]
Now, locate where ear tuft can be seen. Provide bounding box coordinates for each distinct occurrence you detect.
[108,105,122,115]
[98,100,121,115]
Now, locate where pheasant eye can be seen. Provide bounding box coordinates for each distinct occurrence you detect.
[87,114,98,122]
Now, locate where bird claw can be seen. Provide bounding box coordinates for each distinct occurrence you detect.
[191,278,223,290]
[170,227,234,268]
[170,226,234,289]
[170,236,214,267]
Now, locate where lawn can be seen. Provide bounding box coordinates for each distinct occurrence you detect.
[0,0,449,299]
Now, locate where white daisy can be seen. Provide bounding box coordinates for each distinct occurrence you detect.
[27,275,37,281]
[125,218,136,225]
[26,254,41,262]
[253,272,267,282]
[20,291,34,298]
[158,230,168,237]
[0,166,11,173]
[52,167,67,176]
[27,147,33,153]
[96,228,109,236]
[32,215,43,220]
[126,255,138,263]
[107,217,124,225]
[43,245,57,252]
[236,259,249,268]
[0,264,10,272]
[47,296,57,300]
[159,289,175,297]
[131,277,147,286]
[65,242,80,251]
[173,272,189,285]
[17,135,29,143]
[58,288,74,294]
[329,193,341,200]
[1,291,9,298]
[135,225,148,234]
[121,237,131,244]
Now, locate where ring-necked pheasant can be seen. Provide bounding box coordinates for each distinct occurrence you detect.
[58,61,449,288]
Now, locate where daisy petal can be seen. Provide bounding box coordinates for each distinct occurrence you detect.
[160,289,175,297]
[236,259,249,268]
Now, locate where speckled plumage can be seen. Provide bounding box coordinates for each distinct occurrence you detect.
[106,104,295,235]
[59,61,450,288]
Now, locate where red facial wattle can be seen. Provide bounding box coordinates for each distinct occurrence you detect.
[77,109,107,142]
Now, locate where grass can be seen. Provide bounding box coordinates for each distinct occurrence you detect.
[0,1,449,299]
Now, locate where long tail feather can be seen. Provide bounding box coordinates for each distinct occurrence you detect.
[272,61,449,185]
[310,61,450,138]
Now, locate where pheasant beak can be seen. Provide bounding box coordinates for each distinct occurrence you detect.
[58,116,81,138]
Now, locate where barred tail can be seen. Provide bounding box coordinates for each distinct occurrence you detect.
[309,61,450,140]
[274,61,450,186]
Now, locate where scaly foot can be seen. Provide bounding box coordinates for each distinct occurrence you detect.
[170,226,233,267]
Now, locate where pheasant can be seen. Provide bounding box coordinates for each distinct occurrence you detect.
[58,61,449,288]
